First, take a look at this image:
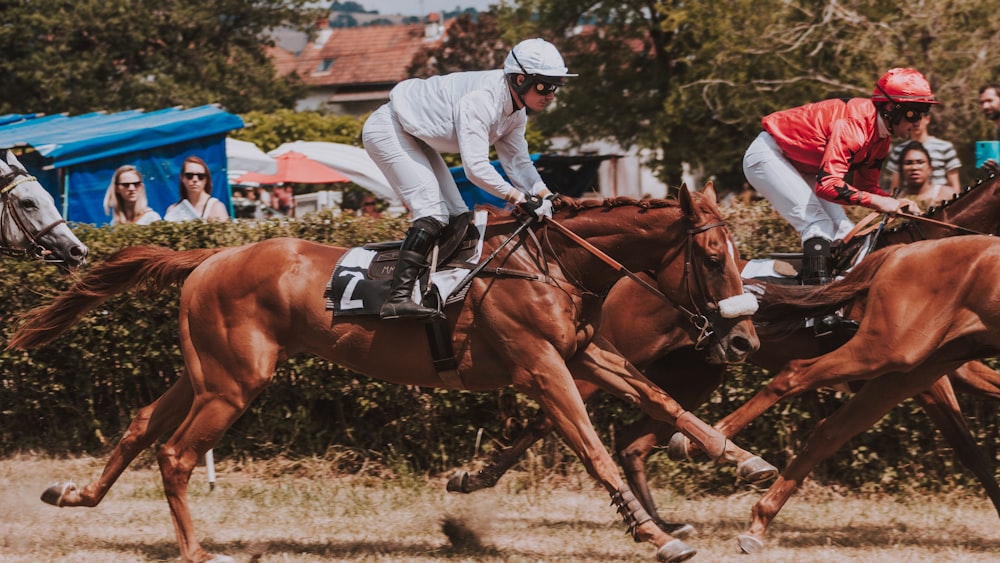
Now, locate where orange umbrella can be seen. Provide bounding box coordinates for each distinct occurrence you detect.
[235,151,350,184]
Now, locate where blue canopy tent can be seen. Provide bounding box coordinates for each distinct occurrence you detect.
[0,106,244,225]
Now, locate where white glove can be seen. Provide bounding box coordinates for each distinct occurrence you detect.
[517,194,554,219]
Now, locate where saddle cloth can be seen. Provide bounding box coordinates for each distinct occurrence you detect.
[325,210,489,316]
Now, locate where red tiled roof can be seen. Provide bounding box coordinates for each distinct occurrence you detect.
[273,23,440,88]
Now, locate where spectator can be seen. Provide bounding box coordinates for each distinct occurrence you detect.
[165,156,229,222]
[883,113,961,194]
[896,141,957,209]
[742,67,930,285]
[977,83,1000,173]
[103,165,162,225]
[271,185,295,217]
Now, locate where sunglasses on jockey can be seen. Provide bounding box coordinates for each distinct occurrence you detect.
[509,49,564,96]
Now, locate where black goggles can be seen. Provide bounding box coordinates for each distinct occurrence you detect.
[900,103,931,123]
[533,80,561,95]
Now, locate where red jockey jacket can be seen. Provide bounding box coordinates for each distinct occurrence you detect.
[762,97,890,207]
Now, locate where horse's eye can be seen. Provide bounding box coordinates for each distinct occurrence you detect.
[20,198,38,210]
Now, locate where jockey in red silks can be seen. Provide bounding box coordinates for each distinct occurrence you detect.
[743,68,937,285]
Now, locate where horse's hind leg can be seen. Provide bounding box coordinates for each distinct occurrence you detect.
[915,376,1000,518]
[158,387,257,563]
[42,377,194,508]
[447,407,556,493]
[739,365,946,553]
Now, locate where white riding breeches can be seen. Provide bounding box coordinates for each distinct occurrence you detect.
[362,104,469,224]
[742,131,854,244]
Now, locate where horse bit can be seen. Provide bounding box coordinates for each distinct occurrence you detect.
[0,169,67,261]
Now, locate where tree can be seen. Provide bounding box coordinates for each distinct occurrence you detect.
[492,0,1000,189]
[233,109,365,152]
[0,0,318,115]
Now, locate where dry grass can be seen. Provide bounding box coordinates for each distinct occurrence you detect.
[2,453,999,562]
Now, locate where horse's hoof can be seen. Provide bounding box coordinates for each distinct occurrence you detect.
[737,533,765,554]
[41,481,76,507]
[446,471,470,493]
[656,539,697,562]
[737,456,778,483]
[666,432,691,461]
[664,523,696,539]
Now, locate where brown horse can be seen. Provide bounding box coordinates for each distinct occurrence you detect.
[714,235,1000,552]
[8,187,763,563]
[0,148,88,268]
[446,172,1000,535]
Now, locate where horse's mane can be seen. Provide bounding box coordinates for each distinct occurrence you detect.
[477,195,680,225]
[753,245,898,330]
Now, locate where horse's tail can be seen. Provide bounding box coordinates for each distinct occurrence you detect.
[7,245,223,351]
[754,246,897,323]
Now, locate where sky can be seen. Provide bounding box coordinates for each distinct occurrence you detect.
[357,0,500,17]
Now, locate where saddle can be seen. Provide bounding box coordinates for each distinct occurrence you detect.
[325,212,485,318]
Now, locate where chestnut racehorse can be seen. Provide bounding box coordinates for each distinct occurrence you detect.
[0,148,88,268]
[715,235,1000,552]
[447,172,1000,536]
[9,187,763,563]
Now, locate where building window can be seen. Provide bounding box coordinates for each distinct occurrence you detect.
[317,58,334,73]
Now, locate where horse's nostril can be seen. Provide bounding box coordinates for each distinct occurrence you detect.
[732,336,755,353]
[71,245,88,258]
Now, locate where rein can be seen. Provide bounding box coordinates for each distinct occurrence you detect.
[546,216,728,348]
[0,170,68,261]
[894,212,986,236]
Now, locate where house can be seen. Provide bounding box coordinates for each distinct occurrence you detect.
[271,15,450,114]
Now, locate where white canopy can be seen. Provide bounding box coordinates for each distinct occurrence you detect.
[269,141,399,205]
[226,137,277,184]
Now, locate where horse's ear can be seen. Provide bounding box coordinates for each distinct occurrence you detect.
[679,183,697,219]
[702,180,717,204]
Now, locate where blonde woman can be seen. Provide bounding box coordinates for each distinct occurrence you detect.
[104,165,162,225]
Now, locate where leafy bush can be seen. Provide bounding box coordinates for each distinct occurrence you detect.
[1,202,997,495]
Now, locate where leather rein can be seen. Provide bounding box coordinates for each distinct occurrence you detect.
[0,168,68,261]
[545,217,731,349]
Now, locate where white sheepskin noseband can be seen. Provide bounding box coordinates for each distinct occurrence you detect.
[718,291,758,318]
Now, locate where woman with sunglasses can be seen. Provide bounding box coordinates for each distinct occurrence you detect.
[103,165,162,225]
[166,156,229,222]
[742,67,934,285]
[362,37,575,321]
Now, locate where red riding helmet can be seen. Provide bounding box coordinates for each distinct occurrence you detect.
[872,68,939,105]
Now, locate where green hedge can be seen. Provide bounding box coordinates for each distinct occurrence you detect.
[1,202,997,494]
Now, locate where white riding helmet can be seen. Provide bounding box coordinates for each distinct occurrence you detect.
[503,38,578,80]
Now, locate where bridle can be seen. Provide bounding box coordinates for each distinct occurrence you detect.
[0,167,68,261]
[678,220,732,348]
[544,214,746,350]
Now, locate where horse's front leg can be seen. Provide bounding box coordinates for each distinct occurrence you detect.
[513,357,696,562]
[569,339,776,483]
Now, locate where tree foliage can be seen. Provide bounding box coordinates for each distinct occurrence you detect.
[234,109,366,152]
[483,0,1000,189]
[0,0,319,115]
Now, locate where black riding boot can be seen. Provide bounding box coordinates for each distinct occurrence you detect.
[380,217,444,321]
[800,237,831,285]
[800,237,840,336]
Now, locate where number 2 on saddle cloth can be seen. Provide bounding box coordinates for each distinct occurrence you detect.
[325,211,488,317]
